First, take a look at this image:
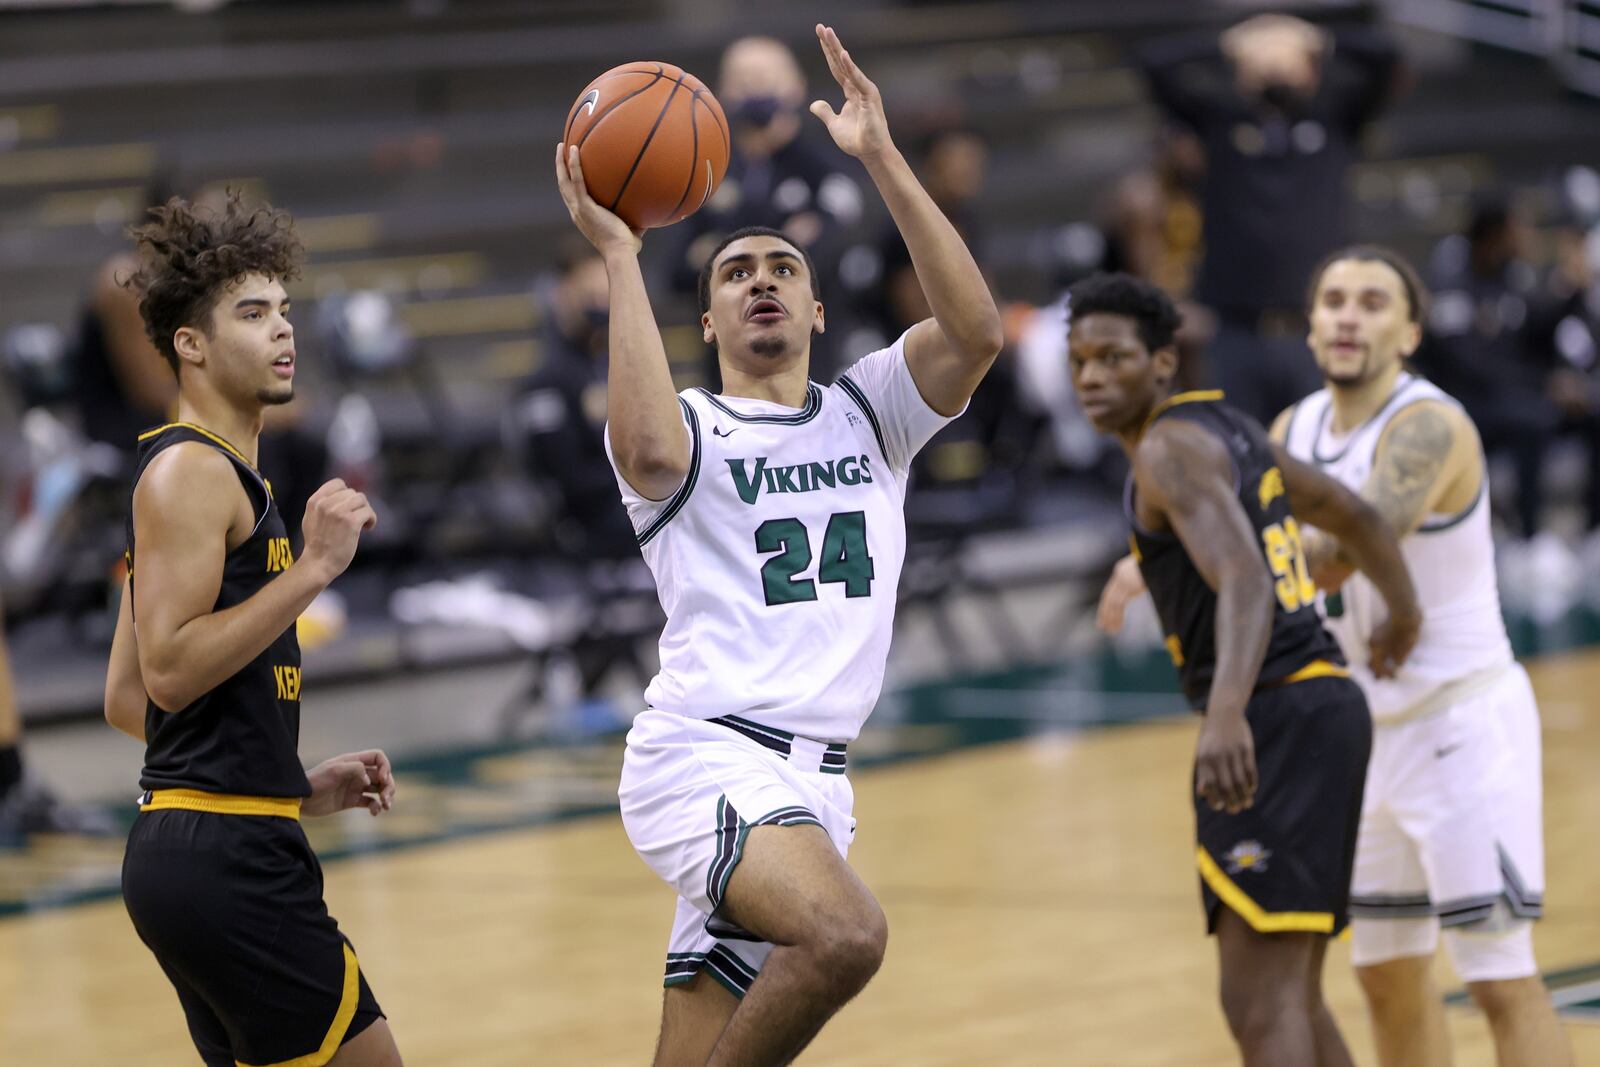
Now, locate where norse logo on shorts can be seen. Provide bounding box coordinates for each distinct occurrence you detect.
[1223,840,1272,875]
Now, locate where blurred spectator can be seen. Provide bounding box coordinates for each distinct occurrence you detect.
[1414,194,1573,539]
[860,126,1035,527]
[1100,125,1206,302]
[0,596,114,844]
[870,127,988,340]
[668,35,865,383]
[1015,130,1207,483]
[1138,12,1403,424]
[72,186,178,456]
[513,238,635,560]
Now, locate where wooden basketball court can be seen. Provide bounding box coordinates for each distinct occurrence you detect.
[3,650,1596,1065]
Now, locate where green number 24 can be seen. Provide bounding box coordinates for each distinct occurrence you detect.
[755,512,875,605]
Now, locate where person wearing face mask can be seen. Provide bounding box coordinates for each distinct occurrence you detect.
[1138,13,1403,426]
[515,238,637,559]
[669,35,865,384]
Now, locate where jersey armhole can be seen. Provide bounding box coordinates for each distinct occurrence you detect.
[635,397,702,548]
[834,374,890,466]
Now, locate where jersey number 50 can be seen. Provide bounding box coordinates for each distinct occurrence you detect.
[1262,518,1317,613]
[755,512,875,606]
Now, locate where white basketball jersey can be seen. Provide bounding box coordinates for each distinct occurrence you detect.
[608,333,958,742]
[1281,372,1513,721]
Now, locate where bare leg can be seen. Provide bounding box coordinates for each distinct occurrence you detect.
[327,1018,403,1066]
[703,824,887,1067]
[1215,909,1331,1067]
[1468,976,1574,1067]
[653,973,738,1067]
[1357,956,1453,1067]
[1306,935,1356,1067]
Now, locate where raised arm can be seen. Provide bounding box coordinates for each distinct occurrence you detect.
[809,24,1002,415]
[1274,446,1421,677]
[554,144,687,502]
[133,448,373,712]
[1136,420,1272,813]
[1136,31,1228,131]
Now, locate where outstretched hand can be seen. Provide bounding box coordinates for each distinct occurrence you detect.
[554,142,644,255]
[304,749,396,817]
[808,24,894,162]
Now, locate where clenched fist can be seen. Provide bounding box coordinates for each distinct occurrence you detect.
[299,478,377,584]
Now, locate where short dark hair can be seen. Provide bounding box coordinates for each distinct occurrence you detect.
[1305,245,1428,325]
[125,191,303,374]
[697,225,820,314]
[1065,272,1183,353]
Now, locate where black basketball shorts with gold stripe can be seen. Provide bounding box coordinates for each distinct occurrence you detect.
[121,793,384,1067]
[1195,672,1372,937]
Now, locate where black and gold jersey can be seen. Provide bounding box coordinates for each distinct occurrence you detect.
[1127,392,1344,709]
[126,423,309,797]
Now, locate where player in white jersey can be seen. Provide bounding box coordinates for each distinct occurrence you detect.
[555,25,1002,1067]
[1273,247,1570,1067]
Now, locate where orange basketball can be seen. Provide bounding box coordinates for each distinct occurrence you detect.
[564,61,730,231]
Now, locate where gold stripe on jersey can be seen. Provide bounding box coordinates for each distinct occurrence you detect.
[138,423,272,500]
[1196,846,1335,934]
[236,942,361,1067]
[140,789,302,820]
[1141,390,1225,433]
[1275,659,1351,687]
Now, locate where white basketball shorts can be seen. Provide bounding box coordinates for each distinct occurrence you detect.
[617,708,857,997]
[1349,664,1545,982]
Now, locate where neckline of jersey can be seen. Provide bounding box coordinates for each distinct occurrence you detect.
[1311,373,1417,465]
[1141,389,1224,434]
[697,382,823,424]
[138,421,259,470]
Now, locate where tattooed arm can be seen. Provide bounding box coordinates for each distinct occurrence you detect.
[1134,419,1272,813]
[1297,400,1472,589]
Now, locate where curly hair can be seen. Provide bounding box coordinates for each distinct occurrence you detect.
[1065,272,1183,353]
[124,192,304,374]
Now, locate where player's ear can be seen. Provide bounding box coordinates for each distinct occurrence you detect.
[812,300,826,336]
[173,326,205,367]
[702,311,715,346]
[1399,321,1422,359]
[1152,345,1178,387]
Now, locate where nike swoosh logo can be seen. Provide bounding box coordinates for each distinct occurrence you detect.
[579,88,600,118]
[1434,742,1464,759]
[712,426,737,438]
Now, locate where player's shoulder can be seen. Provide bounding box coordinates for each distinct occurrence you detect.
[1134,414,1231,490]
[1270,388,1328,444]
[833,331,909,385]
[134,440,243,518]
[1379,392,1476,449]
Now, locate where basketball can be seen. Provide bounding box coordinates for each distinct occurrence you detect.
[563,61,730,230]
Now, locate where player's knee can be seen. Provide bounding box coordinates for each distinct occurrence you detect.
[1356,956,1433,1015]
[812,903,888,989]
[1466,976,1543,1022]
[1219,972,1305,1044]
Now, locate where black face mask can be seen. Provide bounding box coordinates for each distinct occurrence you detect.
[1259,81,1311,112]
[731,94,786,129]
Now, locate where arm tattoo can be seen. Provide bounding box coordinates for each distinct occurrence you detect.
[1369,407,1453,536]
